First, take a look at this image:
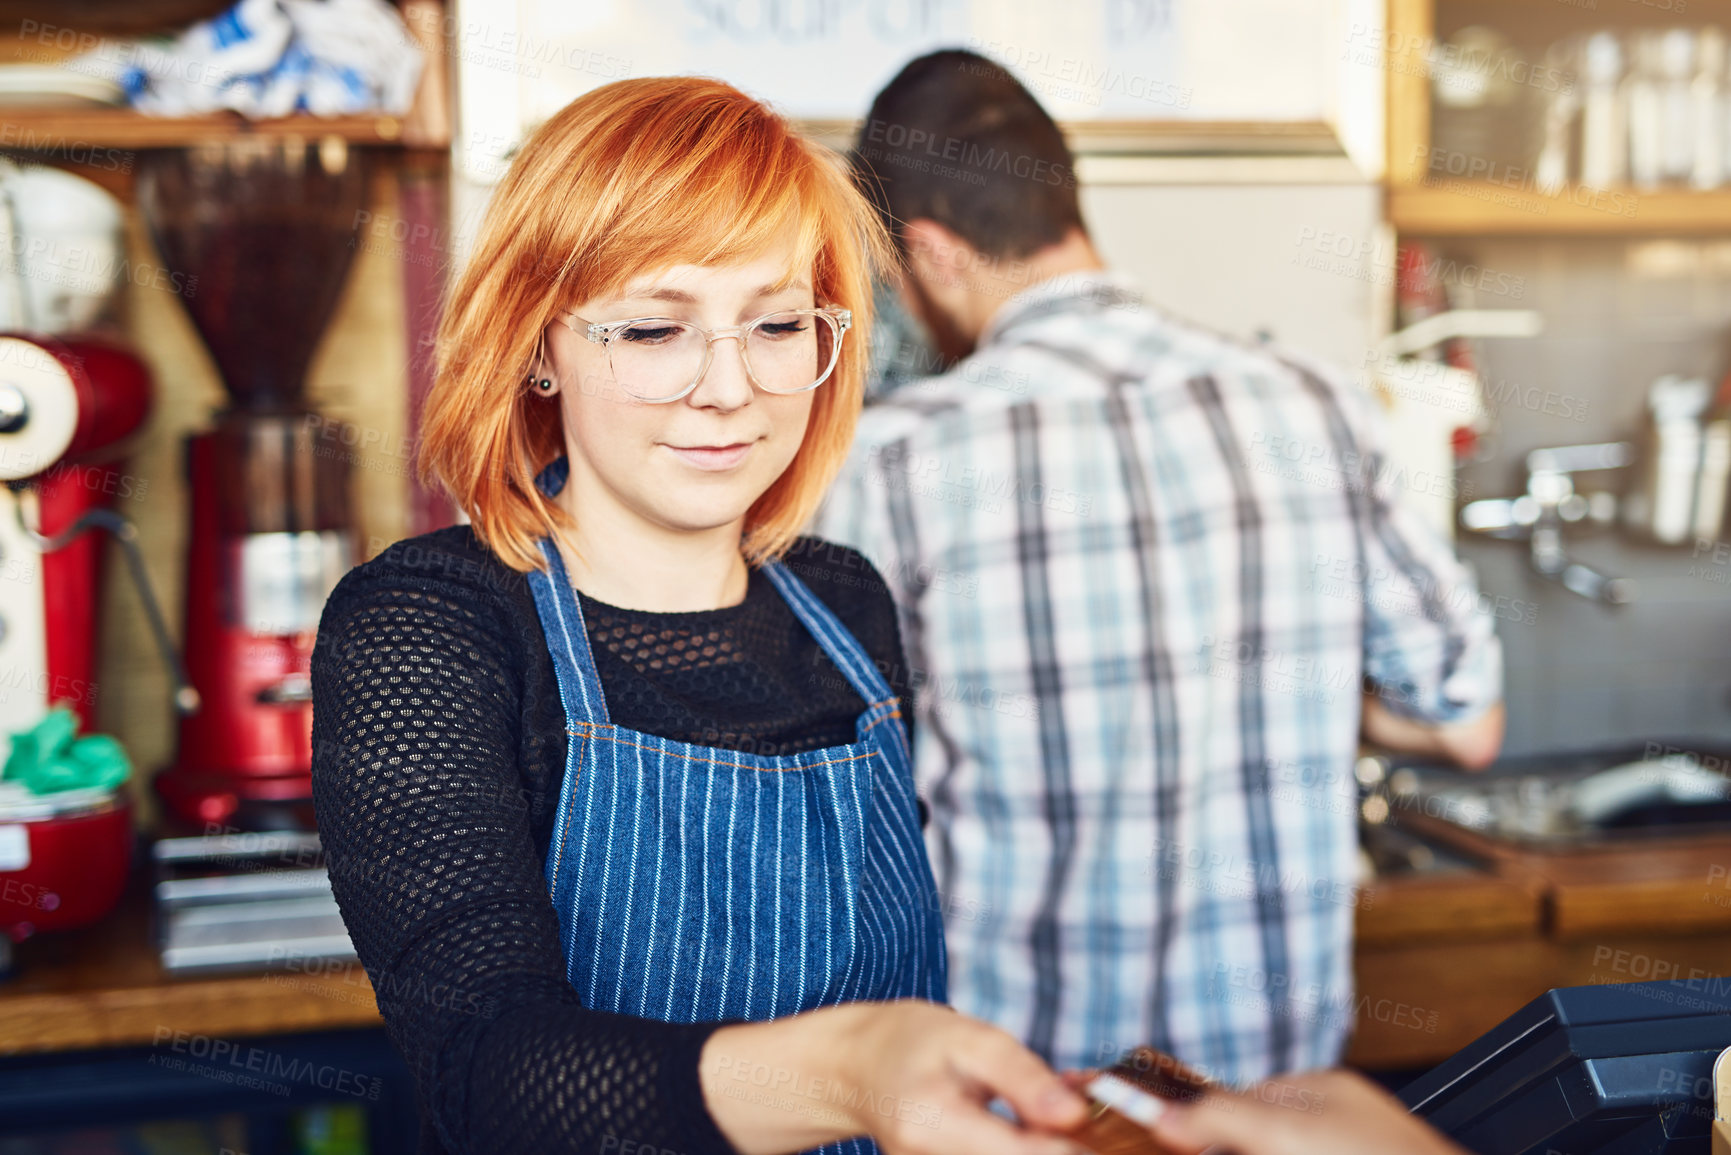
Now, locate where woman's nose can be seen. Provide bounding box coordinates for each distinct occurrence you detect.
[686,333,754,410]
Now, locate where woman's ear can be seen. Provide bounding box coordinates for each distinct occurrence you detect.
[525,361,558,397]
[528,330,560,397]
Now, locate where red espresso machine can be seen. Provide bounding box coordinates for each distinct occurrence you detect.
[141,139,369,831]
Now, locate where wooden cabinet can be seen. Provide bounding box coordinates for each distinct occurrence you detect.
[1387,0,1731,234]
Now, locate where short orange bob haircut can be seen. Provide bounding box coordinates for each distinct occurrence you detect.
[419,76,891,572]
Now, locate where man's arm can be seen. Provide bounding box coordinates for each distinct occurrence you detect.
[1313,366,1507,772]
[1361,694,1505,771]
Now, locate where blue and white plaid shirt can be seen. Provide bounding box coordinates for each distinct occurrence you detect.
[813,271,1501,1081]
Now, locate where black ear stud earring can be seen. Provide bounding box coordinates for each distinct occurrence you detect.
[531,376,554,393]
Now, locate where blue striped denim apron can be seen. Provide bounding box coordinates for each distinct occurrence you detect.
[526,523,947,1155]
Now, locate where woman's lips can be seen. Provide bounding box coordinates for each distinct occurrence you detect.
[664,441,754,471]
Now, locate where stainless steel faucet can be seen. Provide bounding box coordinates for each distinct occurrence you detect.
[1459,442,1639,604]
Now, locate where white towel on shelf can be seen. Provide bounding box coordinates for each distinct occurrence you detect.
[285,0,425,115]
[65,0,422,119]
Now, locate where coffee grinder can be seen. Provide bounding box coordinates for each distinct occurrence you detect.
[142,138,369,831]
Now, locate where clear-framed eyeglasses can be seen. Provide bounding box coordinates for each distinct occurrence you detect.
[558,306,852,404]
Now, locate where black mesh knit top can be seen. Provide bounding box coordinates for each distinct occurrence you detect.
[309,524,915,1155]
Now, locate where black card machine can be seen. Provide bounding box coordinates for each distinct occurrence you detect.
[1400,979,1731,1155]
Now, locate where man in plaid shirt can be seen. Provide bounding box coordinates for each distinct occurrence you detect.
[814,51,1505,1083]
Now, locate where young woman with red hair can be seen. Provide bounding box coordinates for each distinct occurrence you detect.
[310,77,1089,1155]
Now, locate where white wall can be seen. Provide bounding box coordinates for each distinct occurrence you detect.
[451,0,1387,184]
[1082,173,1383,374]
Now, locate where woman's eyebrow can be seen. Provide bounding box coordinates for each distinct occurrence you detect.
[624,287,698,304]
[753,278,812,297]
[612,279,813,306]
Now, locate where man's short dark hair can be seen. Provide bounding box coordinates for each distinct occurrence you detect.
[853,49,1084,261]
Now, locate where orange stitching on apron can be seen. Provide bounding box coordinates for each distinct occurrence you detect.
[564,720,893,772]
[858,710,902,736]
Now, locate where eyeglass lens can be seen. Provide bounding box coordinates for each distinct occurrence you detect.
[608,311,839,401]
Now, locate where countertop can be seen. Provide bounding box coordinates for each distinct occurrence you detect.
[5,830,1730,1069]
[1345,818,1731,1068]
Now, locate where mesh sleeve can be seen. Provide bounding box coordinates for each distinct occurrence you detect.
[310,561,740,1155]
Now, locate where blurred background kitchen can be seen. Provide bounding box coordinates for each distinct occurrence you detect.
[0,0,1728,1152]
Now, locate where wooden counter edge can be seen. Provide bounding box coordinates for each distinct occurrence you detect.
[1552,878,1731,939]
[0,970,381,1057]
[1355,870,1541,948]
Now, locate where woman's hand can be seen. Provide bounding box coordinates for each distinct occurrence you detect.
[700,999,1091,1155]
[1144,1069,1469,1155]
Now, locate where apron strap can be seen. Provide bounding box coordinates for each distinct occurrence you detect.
[762,560,899,709]
[527,537,612,724]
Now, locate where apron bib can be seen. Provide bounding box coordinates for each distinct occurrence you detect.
[526,532,947,1155]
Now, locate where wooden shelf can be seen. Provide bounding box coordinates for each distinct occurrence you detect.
[799,117,1346,159]
[0,104,438,150]
[1389,181,1731,236]
[0,1,232,40]
[1383,0,1731,236]
[0,0,450,152]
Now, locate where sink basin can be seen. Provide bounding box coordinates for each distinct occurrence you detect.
[1377,740,1731,851]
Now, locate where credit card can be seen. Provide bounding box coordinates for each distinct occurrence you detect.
[1069,1047,1211,1155]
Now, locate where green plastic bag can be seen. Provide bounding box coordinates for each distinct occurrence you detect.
[2,706,131,795]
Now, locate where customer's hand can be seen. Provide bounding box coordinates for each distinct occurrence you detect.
[701,999,1090,1155]
[1143,1069,1468,1155]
